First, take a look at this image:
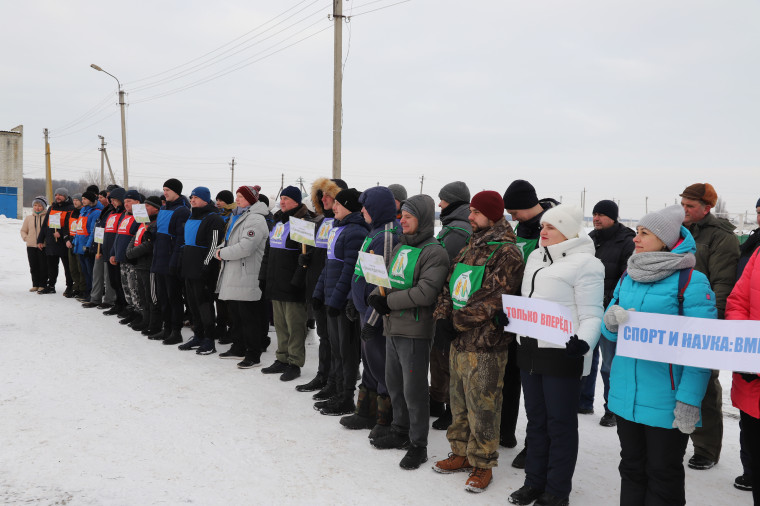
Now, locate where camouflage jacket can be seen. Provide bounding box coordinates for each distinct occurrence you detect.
[434,218,525,353]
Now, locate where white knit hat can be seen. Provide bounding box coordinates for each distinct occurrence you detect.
[638,205,685,250]
[540,205,583,240]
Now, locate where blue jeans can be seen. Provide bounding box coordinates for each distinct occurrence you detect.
[578,336,616,414]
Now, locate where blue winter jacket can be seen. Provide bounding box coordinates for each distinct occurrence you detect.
[313,211,370,310]
[350,187,400,325]
[73,202,103,254]
[151,196,191,275]
[602,226,717,429]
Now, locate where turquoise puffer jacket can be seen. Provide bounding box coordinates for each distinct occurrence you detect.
[602,226,717,429]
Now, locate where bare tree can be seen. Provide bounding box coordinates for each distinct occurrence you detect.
[714,197,728,219]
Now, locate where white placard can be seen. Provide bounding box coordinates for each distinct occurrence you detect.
[132,204,150,223]
[357,251,392,289]
[502,294,574,346]
[94,227,105,244]
[618,311,760,373]
[289,217,316,246]
[49,213,61,229]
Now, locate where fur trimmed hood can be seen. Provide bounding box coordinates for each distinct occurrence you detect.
[311,177,345,215]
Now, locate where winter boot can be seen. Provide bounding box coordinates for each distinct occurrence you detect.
[433,453,472,474]
[162,329,183,345]
[280,365,301,382]
[117,306,131,318]
[340,385,377,430]
[196,338,217,355]
[148,327,169,341]
[508,485,544,505]
[295,374,327,393]
[511,447,527,469]
[38,286,56,294]
[430,396,446,418]
[261,360,288,374]
[464,468,493,493]
[62,287,75,298]
[399,445,428,470]
[129,314,147,332]
[534,492,569,506]
[119,311,137,325]
[103,305,124,316]
[312,382,338,401]
[370,429,410,450]
[314,393,343,412]
[368,394,393,440]
[178,335,204,350]
[319,393,355,416]
[432,404,452,430]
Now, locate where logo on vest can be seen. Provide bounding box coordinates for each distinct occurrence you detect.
[327,227,339,251]
[272,223,286,241]
[391,249,411,277]
[452,270,473,303]
[318,221,333,240]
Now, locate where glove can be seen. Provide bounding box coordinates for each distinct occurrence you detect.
[495,309,509,328]
[360,324,378,342]
[83,247,89,255]
[672,401,700,434]
[565,334,590,357]
[311,297,324,311]
[435,319,457,344]
[259,279,266,293]
[603,305,629,332]
[327,306,341,317]
[345,299,359,322]
[368,294,391,316]
[298,253,310,268]
[740,372,759,383]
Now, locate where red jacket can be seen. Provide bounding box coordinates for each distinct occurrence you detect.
[728,249,760,418]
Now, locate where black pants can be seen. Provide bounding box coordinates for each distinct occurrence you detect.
[27,247,48,287]
[500,338,522,440]
[326,312,361,398]
[740,411,760,505]
[107,261,126,306]
[185,278,216,339]
[313,303,331,379]
[155,273,184,330]
[46,253,72,289]
[135,270,161,330]
[616,416,689,506]
[228,299,267,362]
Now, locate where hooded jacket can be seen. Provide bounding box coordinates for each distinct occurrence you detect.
[37,197,75,257]
[601,227,716,429]
[686,212,740,318]
[437,201,472,262]
[126,213,158,271]
[313,211,370,309]
[588,221,636,307]
[217,201,270,301]
[20,211,47,248]
[435,217,525,353]
[151,196,191,275]
[518,233,604,377]
[73,201,103,255]
[373,194,450,340]
[351,186,400,325]
[180,203,224,282]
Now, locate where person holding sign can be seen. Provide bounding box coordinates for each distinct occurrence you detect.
[431,190,524,492]
[65,194,87,299]
[366,194,449,471]
[312,188,370,414]
[507,205,604,506]
[83,186,119,309]
[601,205,716,506]
[126,196,162,335]
[36,187,75,295]
[73,191,103,302]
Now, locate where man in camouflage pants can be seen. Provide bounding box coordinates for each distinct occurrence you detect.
[432,190,525,493]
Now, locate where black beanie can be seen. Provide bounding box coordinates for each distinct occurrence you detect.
[216,190,235,205]
[503,179,539,210]
[163,178,183,196]
[592,199,619,222]
[86,184,99,194]
[82,191,98,204]
[258,194,270,206]
[145,195,163,210]
[99,190,108,197]
[332,178,348,190]
[106,184,120,192]
[335,188,362,213]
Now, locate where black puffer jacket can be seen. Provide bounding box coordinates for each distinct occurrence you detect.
[588,222,635,307]
[37,197,75,257]
[126,215,158,271]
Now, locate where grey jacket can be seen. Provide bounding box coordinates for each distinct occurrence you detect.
[375,194,450,340]
[216,202,269,301]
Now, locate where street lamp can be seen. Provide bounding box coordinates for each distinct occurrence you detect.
[91,64,128,189]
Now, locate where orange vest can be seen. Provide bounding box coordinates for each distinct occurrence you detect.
[77,215,89,236]
[105,213,121,234]
[68,215,79,236]
[134,223,148,246]
[117,215,136,235]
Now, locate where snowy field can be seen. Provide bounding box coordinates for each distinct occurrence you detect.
[0,215,751,505]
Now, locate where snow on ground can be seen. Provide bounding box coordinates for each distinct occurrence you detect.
[0,215,751,505]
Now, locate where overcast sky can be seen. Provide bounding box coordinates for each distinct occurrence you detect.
[2,0,758,221]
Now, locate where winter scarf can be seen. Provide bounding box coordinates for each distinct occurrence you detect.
[233,205,250,216]
[627,251,696,283]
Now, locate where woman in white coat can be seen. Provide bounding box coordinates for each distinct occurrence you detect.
[215,185,270,368]
[508,205,604,506]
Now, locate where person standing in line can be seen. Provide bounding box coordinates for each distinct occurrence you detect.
[36,188,75,295]
[601,205,716,506]
[20,196,49,292]
[507,205,604,506]
[388,184,408,221]
[102,187,128,317]
[83,186,119,309]
[578,200,635,427]
[126,196,162,335]
[112,190,144,327]
[680,182,740,471]
[430,181,472,430]
[367,194,449,470]
[432,190,524,492]
[214,190,237,344]
[73,191,103,303]
[65,194,86,299]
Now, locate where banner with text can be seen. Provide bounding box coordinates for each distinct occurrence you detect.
[619,312,760,373]
[357,251,392,289]
[289,217,316,246]
[502,294,574,346]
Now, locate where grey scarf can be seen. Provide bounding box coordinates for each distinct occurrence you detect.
[627,251,696,283]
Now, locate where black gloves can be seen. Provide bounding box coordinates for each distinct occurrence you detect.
[345,299,359,322]
[565,334,590,357]
[298,253,310,268]
[368,294,391,316]
[360,324,378,342]
[435,319,457,343]
[327,306,341,317]
[495,310,509,328]
[311,297,324,311]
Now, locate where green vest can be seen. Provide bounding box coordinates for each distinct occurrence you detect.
[388,242,438,290]
[449,242,510,310]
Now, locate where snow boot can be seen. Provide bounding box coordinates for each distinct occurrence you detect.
[340,385,377,430]
[296,374,327,393]
[534,492,569,506]
[319,393,355,416]
[162,329,183,345]
[370,429,410,450]
[178,335,204,350]
[119,311,138,325]
[430,396,446,418]
[508,485,544,505]
[312,383,338,401]
[148,327,169,341]
[196,338,217,355]
[399,445,428,470]
[432,404,452,430]
[368,394,393,440]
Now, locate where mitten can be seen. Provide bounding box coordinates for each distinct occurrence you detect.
[603,305,629,332]
[672,401,700,434]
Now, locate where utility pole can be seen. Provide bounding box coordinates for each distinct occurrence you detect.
[102,147,116,185]
[230,157,236,191]
[645,196,649,214]
[331,0,343,179]
[43,128,53,203]
[581,188,587,219]
[98,136,106,189]
[296,177,307,194]
[118,89,129,189]
[419,174,424,194]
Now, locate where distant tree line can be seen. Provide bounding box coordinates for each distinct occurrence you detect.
[23,178,163,206]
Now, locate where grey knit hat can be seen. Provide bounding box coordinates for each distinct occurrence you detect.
[638,205,684,250]
[54,187,69,198]
[438,181,470,204]
[72,193,83,202]
[33,195,48,207]
[388,184,408,203]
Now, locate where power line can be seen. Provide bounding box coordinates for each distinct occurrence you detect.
[350,0,411,18]
[50,92,114,134]
[49,110,119,139]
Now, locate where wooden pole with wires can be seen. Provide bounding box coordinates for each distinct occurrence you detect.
[332,0,343,179]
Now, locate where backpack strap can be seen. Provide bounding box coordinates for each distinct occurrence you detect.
[676,268,694,316]
[611,270,628,306]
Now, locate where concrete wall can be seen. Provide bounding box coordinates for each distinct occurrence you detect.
[0,125,23,219]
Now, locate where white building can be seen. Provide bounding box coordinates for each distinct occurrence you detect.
[0,125,23,219]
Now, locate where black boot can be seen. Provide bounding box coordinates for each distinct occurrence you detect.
[312,382,338,401]
[148,327,169,341]
[430,396,446,418]
[295,374,327,393]
[319,393,355,416]
[370,429,410,450]
[400,445,428,470]
[162,329,183,345]
[432,404,452,430]
[119,311,138,325]
[340,385,377,430]
[130,313,148,332]
[103,305,124,316]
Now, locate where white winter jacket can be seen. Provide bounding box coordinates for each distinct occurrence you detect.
[519,233,604,376]
[216,202,269,301]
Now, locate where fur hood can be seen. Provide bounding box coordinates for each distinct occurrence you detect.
[311,177,345,215]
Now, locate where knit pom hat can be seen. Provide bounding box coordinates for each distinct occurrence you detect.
[470,191,504,222]
[439,181,471,205]
[503,179,538,210]
[592,200,618,222]
[280,185,302,205]
[163,178,183,196]
[236,185,259,206]
[541,204,584,240]
[335,188,362,213]
[216,190,234,205]
[680,183,718,207]
[638,205,685,250]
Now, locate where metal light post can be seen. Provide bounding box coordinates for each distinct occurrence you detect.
[91,64,128,188]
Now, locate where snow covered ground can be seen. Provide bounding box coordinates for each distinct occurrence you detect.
[0,215,751,505]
